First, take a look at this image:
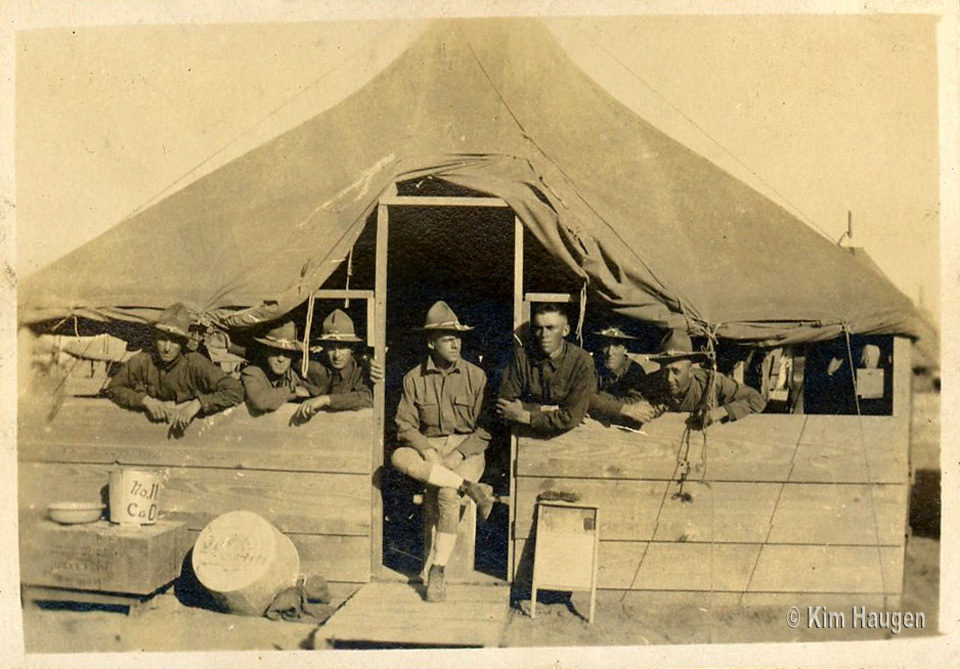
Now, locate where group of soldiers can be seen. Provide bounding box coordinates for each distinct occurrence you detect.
[104,299,766,603]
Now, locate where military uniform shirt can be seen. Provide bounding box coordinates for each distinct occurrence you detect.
[242,356,372,414]
[589,356,648,419]
[395,356,491,457]
[499,340,598,435]
[106,350,244,415]
[644,366,767,421]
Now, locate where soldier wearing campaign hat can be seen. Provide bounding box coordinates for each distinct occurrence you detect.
[392,301,497,603]
[293,309,376,420]
[105,302,244,433]
[642,329,766,428]
[242,310,379,418]
[587,325,662,426]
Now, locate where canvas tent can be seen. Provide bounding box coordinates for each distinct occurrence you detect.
[19,18,921,346]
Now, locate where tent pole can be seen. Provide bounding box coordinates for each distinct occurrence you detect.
[508,215,524,583]
[372,196,390,580]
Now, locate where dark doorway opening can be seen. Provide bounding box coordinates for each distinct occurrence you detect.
[381,204,515,580]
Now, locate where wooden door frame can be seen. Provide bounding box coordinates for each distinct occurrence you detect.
[371,183,517,579]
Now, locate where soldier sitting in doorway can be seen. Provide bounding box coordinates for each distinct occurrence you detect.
[587,325,663,427]
[496,303,598,435]
[104,302,244,434]
[391,301,498,603]
[241,310,381,418]
[641,330,767,428]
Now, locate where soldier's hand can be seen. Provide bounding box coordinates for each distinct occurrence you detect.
[443,450,465,470]
[423,448,442,464]
[496,398,529,424]
[294,386,313,399]
[369,359,384,384]
[142,396,169,423]
[621,400,660,424]
[170,399,202,432]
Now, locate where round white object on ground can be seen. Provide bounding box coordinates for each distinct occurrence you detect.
[191,510,300,616]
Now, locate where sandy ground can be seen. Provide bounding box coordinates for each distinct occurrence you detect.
[20,391,941,652]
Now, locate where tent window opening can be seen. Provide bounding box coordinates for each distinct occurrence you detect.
[802,335,894,416]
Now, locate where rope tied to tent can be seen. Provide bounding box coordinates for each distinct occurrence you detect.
[301,292,317,378]
[575,281,588,348]
[673,323,721,501]
[344,247,354,309]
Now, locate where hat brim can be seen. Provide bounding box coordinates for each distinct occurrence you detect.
[155,324,198,341]
[317,334,364,344]
[649,350,709,363]
[421,324,473,332]
[253,336,304,352]
[593,330,637,340]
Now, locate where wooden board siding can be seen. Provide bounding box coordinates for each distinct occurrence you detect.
[512,345,912,604]
[19,398,375,589]
[19,398,372,474]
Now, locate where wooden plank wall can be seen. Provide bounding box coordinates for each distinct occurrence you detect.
[18,398,374,590]
[512,382,911,607]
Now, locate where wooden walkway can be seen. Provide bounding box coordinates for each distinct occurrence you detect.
[317,581,510,648]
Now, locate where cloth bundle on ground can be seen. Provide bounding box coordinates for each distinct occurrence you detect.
[264,574,333,624]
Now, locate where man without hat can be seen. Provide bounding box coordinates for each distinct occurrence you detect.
[588,325,663,426]
[497,303,598,435]
[105,302,244,433]
[241,310,381,418]
[392,301,497,602]
[642,329,767,427]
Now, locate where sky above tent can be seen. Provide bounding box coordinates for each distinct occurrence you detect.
[14,13,940,322]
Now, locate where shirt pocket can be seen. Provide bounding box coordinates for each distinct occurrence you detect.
[415,400,441,429]
[452,394,476,428]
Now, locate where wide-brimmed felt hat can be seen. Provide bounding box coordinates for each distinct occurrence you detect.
[593,326,637,341]
[421,301,473,332]
[317,309,363,344]
[254,320,304,352]
[648,329,708,363]
[154,302,199,341]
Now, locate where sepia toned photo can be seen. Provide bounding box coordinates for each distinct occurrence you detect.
[3,4,954,667]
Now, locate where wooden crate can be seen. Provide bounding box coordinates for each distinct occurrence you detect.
[18,398,376,591]
[19,519,189,595]
[511,338,912,605]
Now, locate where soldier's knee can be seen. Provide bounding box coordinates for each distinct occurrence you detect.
[391,447,419,473]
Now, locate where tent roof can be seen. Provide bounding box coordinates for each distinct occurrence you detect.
[19,18,921,345]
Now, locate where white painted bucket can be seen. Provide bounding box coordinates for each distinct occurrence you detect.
[192,511,300,616]
[108,468,164,525]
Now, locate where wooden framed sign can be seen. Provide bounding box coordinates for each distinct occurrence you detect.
[530,501,600,623]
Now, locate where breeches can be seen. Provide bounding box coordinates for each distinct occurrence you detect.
[391,435,485,534]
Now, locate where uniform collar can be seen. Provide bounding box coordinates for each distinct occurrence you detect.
[425,355,461,375]
[537,340,568,369]
[154,350,185,372]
